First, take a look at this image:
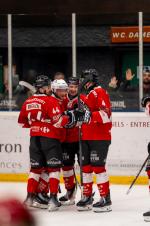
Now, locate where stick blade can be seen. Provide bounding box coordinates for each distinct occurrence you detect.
[126,189,130,195]
[19,81,36,93]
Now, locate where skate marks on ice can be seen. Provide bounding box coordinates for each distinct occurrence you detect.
[0,183,149,226]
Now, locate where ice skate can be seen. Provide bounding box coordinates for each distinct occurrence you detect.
[143,210,150,222]
[76,195,93,211]
[93,192,112,213]
[59,185,76,205]
[23,193,35,208]
[48,194,61,212]
[39,193,50,202]
[32,193,49,209]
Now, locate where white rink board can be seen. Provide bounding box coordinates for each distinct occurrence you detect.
[107,112,150,176]
[0,112,150,176]
[0,112,30,173]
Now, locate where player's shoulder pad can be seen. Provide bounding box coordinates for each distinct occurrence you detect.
[94,86,107,96]
[89,89,98,97]
[141,95,150,107]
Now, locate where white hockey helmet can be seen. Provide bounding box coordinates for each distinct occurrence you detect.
[51,79,68,92]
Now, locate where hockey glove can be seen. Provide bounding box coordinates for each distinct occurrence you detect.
[83,109,91,123]
[74,109,91,123]
[73,109,86,122]
[64,110,76,128]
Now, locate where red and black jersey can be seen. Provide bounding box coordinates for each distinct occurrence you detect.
[50,94,68,143]
[81,86,112,141]
[18,94,69,140]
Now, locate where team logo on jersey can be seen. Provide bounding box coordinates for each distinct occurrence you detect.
[62,152,69,160]
[91,150,99,162]
[52,107,60,114]
[31,126,40,132]
[40,127,50,133]
[26,103,41,110]
[47,158,61,166]
[30,158,39,167]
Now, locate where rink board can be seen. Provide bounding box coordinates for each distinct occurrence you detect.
[0,112,150,184]
[0,173,148,185]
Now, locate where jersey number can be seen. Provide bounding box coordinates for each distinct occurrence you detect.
[27,111,42,124]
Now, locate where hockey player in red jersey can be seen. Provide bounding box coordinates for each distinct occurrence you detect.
[142,95,150,221]
[36,79,71,208]
[51,79,69,142]
[74,69,112,212]
[59,77,80,205]
[18,75,75,211]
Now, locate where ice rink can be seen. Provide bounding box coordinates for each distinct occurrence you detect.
[0,182,150,226]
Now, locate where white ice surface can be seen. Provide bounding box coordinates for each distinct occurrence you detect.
[0,182,149,226]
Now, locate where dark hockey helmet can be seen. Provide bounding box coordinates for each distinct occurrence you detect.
[80,69,100,88]
[34,75,51,88]
[68,77,79,85]
[141,95,150,107]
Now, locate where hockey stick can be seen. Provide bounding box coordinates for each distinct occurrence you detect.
[126,154,150,195]
[73,167,81,190]
[77,80,84,198]
[19,81,36,93]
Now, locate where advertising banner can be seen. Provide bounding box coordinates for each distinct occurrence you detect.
[111,26,150,43]
[0,112,149,180]
[107,113,150,176]
[0,112,30,174]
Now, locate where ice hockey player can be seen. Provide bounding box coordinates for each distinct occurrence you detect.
[74,69,112,212]
[35,79,71,208]
[59,77,80,205]
[141,95,150,221]
[18,75,75,211]
[35,79,70,203]
[51,79,69,142]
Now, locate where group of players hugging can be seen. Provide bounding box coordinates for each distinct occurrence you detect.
[18,69,112,212]
[18,68,150,219]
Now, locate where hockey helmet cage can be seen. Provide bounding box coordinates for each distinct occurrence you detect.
[51,79,68,92]
[34,75,51,88]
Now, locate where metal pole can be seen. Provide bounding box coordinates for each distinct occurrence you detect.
[72,13,76,77]
[8,14,13,110]
[139,12,143,111]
